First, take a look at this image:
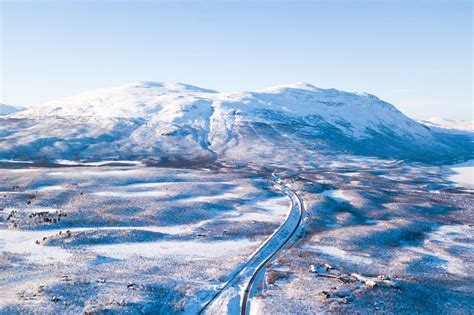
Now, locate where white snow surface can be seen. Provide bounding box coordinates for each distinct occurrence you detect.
[446,160,474,189]
[0,103,25,115]
[0,227,258,264]
[14,81,426,139]
[420,117,474,132]
[322,189,354,203]
[3,81,469,164]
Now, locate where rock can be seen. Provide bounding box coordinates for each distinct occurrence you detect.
[51,296,61,302]
[117,299,127,306]
[337,275,354,284]
[333,288,352,298]
[351,273,367,283]
[266,270,290,285]
[324,263,334,271]
[382,279,400,288]
[350,273,377,288]
[377,274,390,281]
[310,264,331,275]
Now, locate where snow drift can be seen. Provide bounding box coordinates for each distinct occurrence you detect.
[1,82,472,165]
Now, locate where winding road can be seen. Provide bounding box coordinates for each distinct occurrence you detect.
[200,175,307,314]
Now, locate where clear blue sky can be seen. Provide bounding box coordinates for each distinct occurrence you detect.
[0,0,472,120]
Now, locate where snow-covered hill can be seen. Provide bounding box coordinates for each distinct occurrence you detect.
[0,103,25,115]
[419,117,473,133]
[1,82,472,166]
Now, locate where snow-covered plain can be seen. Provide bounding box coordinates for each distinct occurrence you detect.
[0,166,289,313]
[446,159,474,189]
[251,159,473,314]
[1,159,472,313]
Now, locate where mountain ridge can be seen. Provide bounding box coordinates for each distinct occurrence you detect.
[2,82,472,166]
[0,103,26,115]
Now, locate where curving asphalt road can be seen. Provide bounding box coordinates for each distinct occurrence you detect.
[200,175,307,315]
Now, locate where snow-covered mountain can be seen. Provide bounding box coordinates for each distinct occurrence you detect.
[0,103,25,115]
[419,117,473,133]
[1,82,472,166]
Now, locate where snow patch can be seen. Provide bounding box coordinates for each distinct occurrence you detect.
[56,160,144,166]
[446,160,473,189]
[0,229,73,264]
[322,189,353,203]
[89,239,258,260]
[93,190,168,198]
[307,244,373,265]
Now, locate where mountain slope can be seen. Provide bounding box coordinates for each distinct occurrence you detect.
[1,82,472,165]
[419,117,473,133]
[0,103,25,115]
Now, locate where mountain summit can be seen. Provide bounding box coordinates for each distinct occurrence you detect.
[1,82,472,166]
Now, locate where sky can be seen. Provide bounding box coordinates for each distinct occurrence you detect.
[0,0,472,120]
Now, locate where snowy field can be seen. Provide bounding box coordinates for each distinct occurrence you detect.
[248,160,474,314]
[1,159,473,314]
[446,159,474,189]
[0,166,289,313]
